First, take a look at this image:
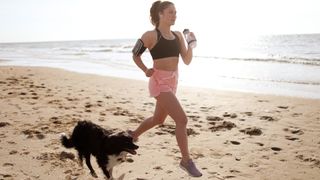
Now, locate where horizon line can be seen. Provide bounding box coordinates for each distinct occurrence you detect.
[1,32,320,44]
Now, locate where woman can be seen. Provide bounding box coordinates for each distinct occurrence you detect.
[130,1,202,177]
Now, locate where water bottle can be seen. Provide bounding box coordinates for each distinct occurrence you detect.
[183,29,197,48]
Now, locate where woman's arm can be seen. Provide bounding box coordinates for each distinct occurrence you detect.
[176,31,193,65]
[132,55,148,73]
[132,31,155,77]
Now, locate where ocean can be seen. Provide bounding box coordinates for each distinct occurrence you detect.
[1,34,320,99]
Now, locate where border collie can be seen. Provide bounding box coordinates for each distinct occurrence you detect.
[61,120,138,179]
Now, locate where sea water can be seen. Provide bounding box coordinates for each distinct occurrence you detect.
[0,34,319,99]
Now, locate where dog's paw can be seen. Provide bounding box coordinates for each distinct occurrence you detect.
[91,171,98,178]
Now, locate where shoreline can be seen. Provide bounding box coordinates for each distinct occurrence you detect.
[1,66,319,179]
[1,64,320,100]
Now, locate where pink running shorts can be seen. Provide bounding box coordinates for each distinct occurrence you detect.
[149,68,179,97]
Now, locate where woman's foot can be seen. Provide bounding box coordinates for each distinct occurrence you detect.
[127,130,138,142]
[179,159,202,177]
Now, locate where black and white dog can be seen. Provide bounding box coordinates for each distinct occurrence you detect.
[61,120,138,179]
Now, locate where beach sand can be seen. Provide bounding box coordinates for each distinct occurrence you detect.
[0,66,319,180]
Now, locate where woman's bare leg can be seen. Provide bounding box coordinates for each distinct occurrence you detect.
[156,92,190,162]
[131,100,168,140]
[131,92,201,176]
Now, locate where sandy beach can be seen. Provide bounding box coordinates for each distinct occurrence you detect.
[0,66,319,180]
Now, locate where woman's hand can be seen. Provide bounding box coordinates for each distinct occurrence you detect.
[189,32,196,41]
[145,68,154,77]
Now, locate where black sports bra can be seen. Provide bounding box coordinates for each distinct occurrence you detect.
[150,29,180,60]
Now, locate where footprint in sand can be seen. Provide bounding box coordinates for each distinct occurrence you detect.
[155,131,166,136]
[22,129,46,139]
[230,141,241,145]
[99,112,107,116]
[84,102,93,108]
[283,127,304,135]
[110,107,135,117]
[50,117,64,127]
[153,166,163,170]
[258,99,269,102]
[230,169,241,174]
[271,147,282,151]
[260,116,277,121]
[206,116,223,121]
[223,112,238,118]
[296,155,320,168]
[118,100,131,104]
[277,106,289,109]
[187,115,201,121]
[19,92,27,96]
[255,142,264,146]
[97,100,104,106]
[209,121,236,132]
[200,106,215,112]
[291,113,303,117]
[224,175,236,179]
[63,169,73,175]
[65,97,79,102]
[9,150,18,155]
[0,122,10,127]
[239,127,262,136]
[126,158,134,163]
[129,117,144,124]
[244,112,253,116]
[7,141,16,145]
[190,148,205,159]
[0,133,7,139]
[104,95,113,99]
[0,174,13,178]
[85,109,92,113]
[156,124,175,135]
[143,102,154,106]
[60,151,75,161]
[285,136,299,141]
[156,124,199,136]
[3,163,14,167]
[166,170,173,174]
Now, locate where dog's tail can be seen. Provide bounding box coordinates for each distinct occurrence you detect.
[60,133,74,148]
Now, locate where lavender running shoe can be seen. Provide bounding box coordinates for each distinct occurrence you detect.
[179,159,202,177]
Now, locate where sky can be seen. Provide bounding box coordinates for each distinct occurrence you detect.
[0,0,319,43]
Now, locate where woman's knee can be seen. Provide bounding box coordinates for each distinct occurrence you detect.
[152,115,167,125]
[175,116,188,127]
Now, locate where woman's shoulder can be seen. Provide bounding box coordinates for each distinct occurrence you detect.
[172,30,183,41]
[141,30,157,39]
[140,30,158,48]
[172,30,183,37]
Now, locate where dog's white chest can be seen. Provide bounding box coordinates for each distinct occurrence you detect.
[107,152,127,170]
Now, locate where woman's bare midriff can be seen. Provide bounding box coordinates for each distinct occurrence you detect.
[153,57,179,71]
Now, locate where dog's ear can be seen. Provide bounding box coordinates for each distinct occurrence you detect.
[102,136,115,151]
[103,135,122,145]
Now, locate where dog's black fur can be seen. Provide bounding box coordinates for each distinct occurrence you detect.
[61,120,138,179]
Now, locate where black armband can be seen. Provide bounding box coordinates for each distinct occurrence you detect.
[132,39,146,56]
